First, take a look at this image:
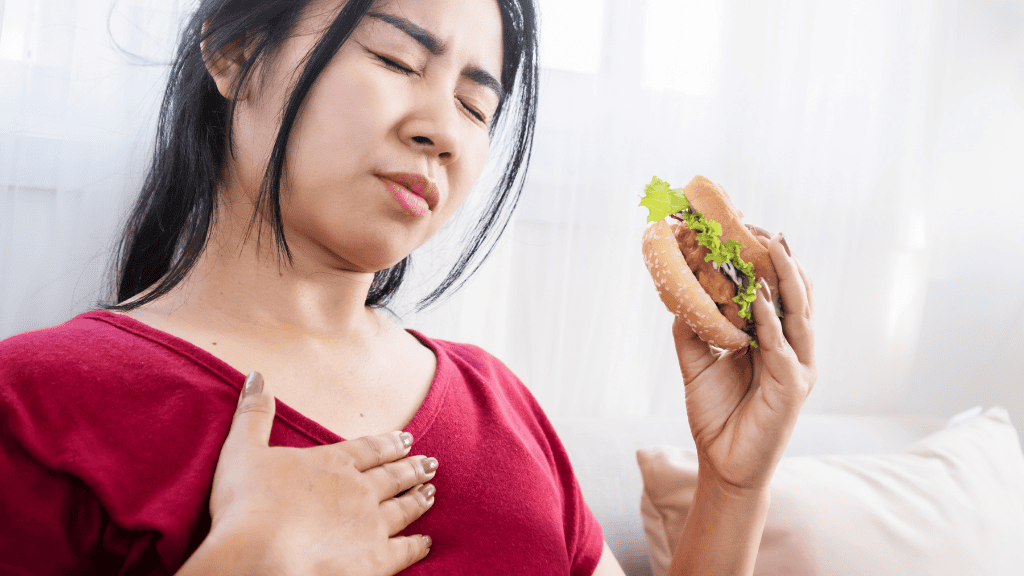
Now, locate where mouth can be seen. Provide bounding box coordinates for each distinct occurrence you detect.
[377,172,441,216]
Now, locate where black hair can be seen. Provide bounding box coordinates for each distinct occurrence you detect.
[102,0,538,312]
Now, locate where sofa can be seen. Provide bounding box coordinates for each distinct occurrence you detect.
[551,408,1024,575]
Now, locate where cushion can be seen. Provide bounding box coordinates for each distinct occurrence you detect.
[637,406,1024,576]
[552,413,945,576]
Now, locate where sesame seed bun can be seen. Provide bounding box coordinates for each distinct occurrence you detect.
[641,176,779,351]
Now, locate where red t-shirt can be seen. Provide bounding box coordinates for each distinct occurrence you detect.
[0,311,602,575]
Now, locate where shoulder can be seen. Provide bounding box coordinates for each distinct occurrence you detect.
[0,311,151,419]
[411,330,556,432]
[1,311,129,381]
[0,310,236,445]
[412,331,527,394]
[0,312,142,470]
[1,309,240,479]
[0,310,205,393]
[426,336,510,372]
[409,331,510,376]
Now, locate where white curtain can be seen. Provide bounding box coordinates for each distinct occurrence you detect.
[0,0,190,331]
[3,0,1023,425]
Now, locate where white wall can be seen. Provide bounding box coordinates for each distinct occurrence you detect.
[900,0,1024,428]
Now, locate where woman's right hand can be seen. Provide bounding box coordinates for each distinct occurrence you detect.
[179,372,437,576]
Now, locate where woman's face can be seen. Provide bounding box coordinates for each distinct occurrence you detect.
[226,0,504,273]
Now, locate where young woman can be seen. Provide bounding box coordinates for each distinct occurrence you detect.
[0,0,816,574]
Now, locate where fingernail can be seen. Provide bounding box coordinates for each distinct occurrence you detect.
[778,233,792,256]
[759,277,773,304]
[421,457,438,474]
[422,535,432,548]
[750,225,772,239]
[242,371,263,399]
[419,483,436,499]
[400,432,413,448]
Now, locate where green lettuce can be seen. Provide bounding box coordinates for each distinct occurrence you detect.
[640,176,761,321]
[639,176,690,222]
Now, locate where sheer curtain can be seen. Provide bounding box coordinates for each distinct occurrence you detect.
[3,0,1023,426]
[0,0,190,332]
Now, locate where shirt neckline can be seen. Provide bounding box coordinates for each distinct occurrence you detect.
[78,310,450,445]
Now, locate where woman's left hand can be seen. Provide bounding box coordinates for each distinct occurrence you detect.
[673,233,817,492]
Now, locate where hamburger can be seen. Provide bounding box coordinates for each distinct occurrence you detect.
[640,175,781,350]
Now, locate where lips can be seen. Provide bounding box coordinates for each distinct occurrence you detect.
[377,172,440,216]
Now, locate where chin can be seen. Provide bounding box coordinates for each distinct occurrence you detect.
[333,238,416,274]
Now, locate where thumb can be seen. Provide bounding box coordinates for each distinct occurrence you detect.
[226,371,276,451]
[672,315,715,382]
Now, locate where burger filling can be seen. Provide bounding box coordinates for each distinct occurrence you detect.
[673,221,750,331]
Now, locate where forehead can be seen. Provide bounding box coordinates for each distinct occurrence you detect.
[307,0,504,70]
[382,0,503,68]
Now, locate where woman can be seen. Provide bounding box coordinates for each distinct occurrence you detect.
[0,0,816,574]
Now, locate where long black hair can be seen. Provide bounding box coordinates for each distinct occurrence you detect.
[102,0,538,312]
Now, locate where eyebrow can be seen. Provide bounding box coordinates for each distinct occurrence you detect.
[366,12,504,100]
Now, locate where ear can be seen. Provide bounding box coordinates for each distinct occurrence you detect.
[201,24,252,101]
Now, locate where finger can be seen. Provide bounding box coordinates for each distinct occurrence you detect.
[223,372,276,453]
[381,483,436,535]
[386,534,432,573]
[366,456,439,501]
[751,279,800,383]
[793,255,814,315]
[671,315,720,382]
[766,234,808,318]
[765,234,814,364]
[748,224,773,241]
[341,431,414,472]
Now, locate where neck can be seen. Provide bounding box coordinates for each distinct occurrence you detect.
[158,193,385,341]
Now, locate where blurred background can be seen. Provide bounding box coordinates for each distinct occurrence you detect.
[2,0,1022,434]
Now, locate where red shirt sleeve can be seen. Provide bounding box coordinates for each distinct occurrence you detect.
[0,429,104,575]
[0,316,230,574]
[0,420,175,575]
[529,389,605,576]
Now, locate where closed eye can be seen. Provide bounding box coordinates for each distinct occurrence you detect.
[458,98,486,123]
[371,49,487,124]
[374,53,416,76]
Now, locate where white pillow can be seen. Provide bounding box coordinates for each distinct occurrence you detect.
[637,407,1024,576]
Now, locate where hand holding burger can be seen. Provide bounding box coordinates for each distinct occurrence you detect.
[666,289,816,576]
[638,175,818,574]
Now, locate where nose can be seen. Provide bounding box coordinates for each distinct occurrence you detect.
[399,92,461,167]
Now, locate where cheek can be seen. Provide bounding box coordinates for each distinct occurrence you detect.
[288,58,412,183]
[438,134,491,223]
[230,96,288,189]
[293,79,384,171]
[458,132,491,185]
[463,134,492,193]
